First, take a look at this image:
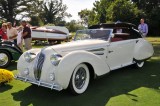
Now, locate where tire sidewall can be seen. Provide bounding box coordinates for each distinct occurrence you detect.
[70,64,90,94]
[136,61,144,68]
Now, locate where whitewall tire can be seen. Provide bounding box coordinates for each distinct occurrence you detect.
[135,61,144,68]
[69,63,90,95]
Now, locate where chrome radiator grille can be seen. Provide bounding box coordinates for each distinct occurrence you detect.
[33,52,45,80]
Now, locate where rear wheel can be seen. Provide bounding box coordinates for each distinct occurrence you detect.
[0,50,11,68]
[134,61,144,68]
[69,64,90,95]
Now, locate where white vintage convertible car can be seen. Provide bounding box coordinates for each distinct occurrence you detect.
[15,23,154,95]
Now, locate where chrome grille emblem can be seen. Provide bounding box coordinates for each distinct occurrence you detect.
[33,52,45,81]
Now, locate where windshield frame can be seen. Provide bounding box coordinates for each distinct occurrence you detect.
[74,29,113,41]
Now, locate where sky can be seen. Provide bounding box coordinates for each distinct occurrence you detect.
[63,0,98,22]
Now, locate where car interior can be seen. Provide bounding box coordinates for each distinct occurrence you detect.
[111,28,130,42]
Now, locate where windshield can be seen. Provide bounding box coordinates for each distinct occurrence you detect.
[74,29,113,41]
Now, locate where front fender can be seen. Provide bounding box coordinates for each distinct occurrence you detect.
[56,50,110,89]
[0,47,22,60]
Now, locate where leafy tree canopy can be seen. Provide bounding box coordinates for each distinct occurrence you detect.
[107,0,144,24]
[0,0,32,23]
[0,0,71,26]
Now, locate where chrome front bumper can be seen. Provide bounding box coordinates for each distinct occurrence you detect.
[15,75,63,91]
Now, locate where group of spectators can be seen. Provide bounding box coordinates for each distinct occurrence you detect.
[0,21,32,51]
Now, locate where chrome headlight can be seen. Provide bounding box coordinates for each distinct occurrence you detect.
[50,54,62,66]
[24,52,36,62]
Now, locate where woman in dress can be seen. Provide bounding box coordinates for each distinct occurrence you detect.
[0,23,8,41]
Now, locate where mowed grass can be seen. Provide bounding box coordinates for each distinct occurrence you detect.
[0,37,160,106]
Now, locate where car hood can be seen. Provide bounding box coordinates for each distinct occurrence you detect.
[49,39,108,56]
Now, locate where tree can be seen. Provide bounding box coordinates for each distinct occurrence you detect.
[86,0,143,26]
[0,0,32,23]
[132,0,160,11]
[92,0,112,23]
[0,0,70,26]
[88,10,98,26]
[79,0,113,26]
[107,0,144,24]
[28,0,71,25]
[24,0,44,26]
[148,7,160,35]
[41,0,71,24]
[30,16,44,26]
[132,0,160,36]
[78,9,91,26]
[66,20,84,32]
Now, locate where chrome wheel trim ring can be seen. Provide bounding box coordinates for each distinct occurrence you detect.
[0,53,9,66]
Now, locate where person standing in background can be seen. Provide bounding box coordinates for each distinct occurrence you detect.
[13,20,17,27]
[7,22,18,43]
[0,23,8,41]
[17,26,23,50]
[138,18,148,37]
[21,21,32,50]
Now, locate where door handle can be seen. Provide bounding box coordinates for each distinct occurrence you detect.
[108,50,113,53]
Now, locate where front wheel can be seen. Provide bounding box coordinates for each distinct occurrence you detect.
[0,50,11,68]
[69,64,90,95]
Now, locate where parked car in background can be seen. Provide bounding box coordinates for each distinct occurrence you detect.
[15,23,154,95]
[0,40,22,68]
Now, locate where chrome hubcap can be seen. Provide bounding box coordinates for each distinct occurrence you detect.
[74,67,86,89]
[0,53,8,66]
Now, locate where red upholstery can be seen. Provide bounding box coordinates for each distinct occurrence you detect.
[111,38,123,42]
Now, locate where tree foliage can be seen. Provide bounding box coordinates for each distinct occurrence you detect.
[78,9,91,26]
[79,0,159,35]
[66,20,84,32]
[29,0,71,25]
[78,0,112,26]
[132,0,160,11]
[0,0,70,26]
[79,0,142,26]
[107,0,144,24]
[92,0,113,23]
[41,0,70,24]
[132,0,160,35]
[0,0,32,23]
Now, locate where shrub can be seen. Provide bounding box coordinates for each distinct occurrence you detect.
[0,69,14,84]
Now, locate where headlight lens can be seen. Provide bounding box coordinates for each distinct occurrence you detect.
[24,52,36,62]
[50,54,62,66]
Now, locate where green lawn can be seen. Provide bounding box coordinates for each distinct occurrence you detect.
[0,37,160,106]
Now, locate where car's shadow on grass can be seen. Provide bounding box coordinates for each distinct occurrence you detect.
[6,61,17,71]
[11,60,160,106]
[0,84,13,93]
